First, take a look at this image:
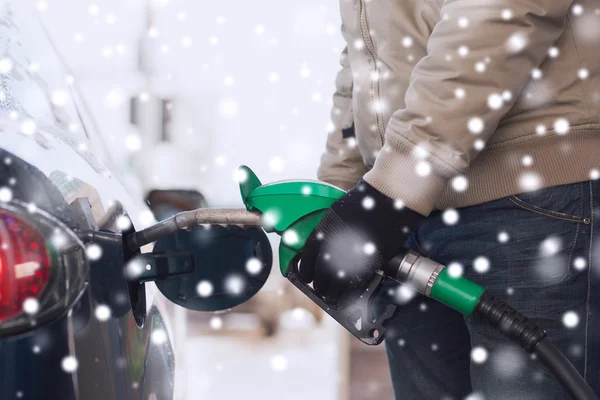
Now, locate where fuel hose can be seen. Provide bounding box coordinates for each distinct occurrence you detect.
[384,250,598,400]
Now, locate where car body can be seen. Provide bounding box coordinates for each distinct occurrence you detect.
[0,3,174,399]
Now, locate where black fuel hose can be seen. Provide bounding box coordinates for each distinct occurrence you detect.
[475,291,598,400]
[535,339,598,400]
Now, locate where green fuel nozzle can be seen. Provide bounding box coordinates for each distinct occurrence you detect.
[237,165,490,343]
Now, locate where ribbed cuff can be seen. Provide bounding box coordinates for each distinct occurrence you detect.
[363,135,454,216]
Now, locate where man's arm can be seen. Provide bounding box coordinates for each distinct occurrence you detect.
[317,43,367,191]
[364,0,573,216]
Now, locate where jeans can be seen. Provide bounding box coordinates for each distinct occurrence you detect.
[375,181,600,399]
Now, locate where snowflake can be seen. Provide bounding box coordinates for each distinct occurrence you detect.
[23,298,40,315]
[225,275,245,295]
[468,117,484,134]
[196,281,214,297]
[210,316,223,330]
[62,356,78,373]
[268,72,280,83]
[522,155,533,166]
[519,172,540,191]
[116,215,131,231]
[475,62,486,73]
[531,68,543,79]
[362,196,375,210]
[151,329,168,345]
[573,257,587,271]
[452,176,468,192]
[458,17,469,28]
[402,36,413,48]
[0,58,13,74]
[548,47,560,58]
[270,355,288,371]
[497,231,510,243]
[431,343,439,351]
[395,285,417,304]
[454,88,466,99]
[363,242,376,255]
[473,256,490,273]
[216,16,226,25]
[465,393,485,400]
[125,259,145,279]
[572,4,583,16]
[419,303,428,311]
[233,168,248,184]
[590,169,600,180]
[394,199,405,209]
[51,91,69,107]
[578,68,589,80]
[95,305,111,321]
[300,63,312,78]
[501,9,513,20]
[506,287,514,295]
[254,24,266,36]
[554,118,570,134]
[415,160,431,176]
[536,124,547,135]
[473,139,485,151]
[506,33,528,53]
[354,39,365,50]
[0,187,13,202]
[471,346,488,364]
[325,23,337,35]
[442,209,459,225]
[219,98,239,118]
[447,262,464,278]
[540,236,562,257]
[21,120,37,136]
[458,46,469,57]
[208,36,219,46]
[215,155,227,166]
[488,93,503,109]
[86,244,103,261]
[124,134,141,152]
[563,311,580,328]
[105,14,117,25]
[180,36,193,48]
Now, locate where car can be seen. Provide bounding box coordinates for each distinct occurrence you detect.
[0,4,272,399]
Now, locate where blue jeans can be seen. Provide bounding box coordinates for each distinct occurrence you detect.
[376,181,600,399]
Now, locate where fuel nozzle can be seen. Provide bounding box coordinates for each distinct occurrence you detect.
[382,249,485,316]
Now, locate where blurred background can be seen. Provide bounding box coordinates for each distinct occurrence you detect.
[28,0,393,399]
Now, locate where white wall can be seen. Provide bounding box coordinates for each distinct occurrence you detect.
[37,0,346,207]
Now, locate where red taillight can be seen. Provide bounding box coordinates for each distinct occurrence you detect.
[0,211,52,322]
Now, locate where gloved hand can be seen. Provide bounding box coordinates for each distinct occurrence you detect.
[298,180,424,309]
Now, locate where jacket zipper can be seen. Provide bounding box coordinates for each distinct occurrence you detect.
[359,0,385,145]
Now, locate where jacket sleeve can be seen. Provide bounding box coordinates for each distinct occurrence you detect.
[317,44,367,191]
[363,0,573,215]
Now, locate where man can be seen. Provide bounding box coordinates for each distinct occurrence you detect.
[299,0,600,398]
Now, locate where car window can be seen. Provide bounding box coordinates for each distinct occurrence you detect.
[0,2,151,230]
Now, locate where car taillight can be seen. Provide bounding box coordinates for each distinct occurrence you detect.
[0,211,52,322]
[0,202,88,337]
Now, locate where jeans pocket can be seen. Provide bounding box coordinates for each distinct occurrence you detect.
[508,183,587,223]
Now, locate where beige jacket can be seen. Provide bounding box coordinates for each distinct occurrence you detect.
[318,0,600,216]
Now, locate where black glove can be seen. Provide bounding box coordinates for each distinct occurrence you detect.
[298,180,424,309]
